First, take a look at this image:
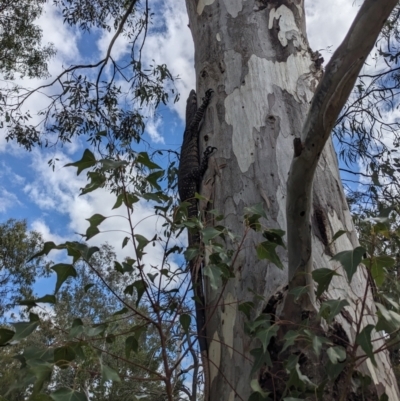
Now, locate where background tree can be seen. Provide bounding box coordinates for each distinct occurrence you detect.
[334,2,400,213]
[0,219,50,319]
[0,243,172,401]
[0,0,55,79]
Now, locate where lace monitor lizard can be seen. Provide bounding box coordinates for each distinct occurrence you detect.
[178,88,215,400]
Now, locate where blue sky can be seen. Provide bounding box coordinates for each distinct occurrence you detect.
[0,0,376,298]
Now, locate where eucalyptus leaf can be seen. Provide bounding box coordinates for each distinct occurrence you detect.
[52,264,77,293]
[331,246,365,282]
[125,336,139,358]
[355,324,376,366]
[65,149,96,175]
[50,388,87,401]
[319,299,349,323]
[312,268,340,298]
[256,241,283,269]
[180,314,191,333]
[12,315,40,342]
[327,346,346,364]
[101,364,121,383]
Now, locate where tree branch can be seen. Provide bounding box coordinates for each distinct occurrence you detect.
[286,0,397,305]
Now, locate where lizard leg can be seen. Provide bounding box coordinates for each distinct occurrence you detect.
[197,146,217,178]
[187,89,214,134]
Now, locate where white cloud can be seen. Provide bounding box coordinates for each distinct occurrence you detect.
[143,1,195,121]
[31,219,67,245]
[306,0,360,62]
[146,116,165,144]
[96,25,130,62]
[0,188,21,212]
[38,3,81,64]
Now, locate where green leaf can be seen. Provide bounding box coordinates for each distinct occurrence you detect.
[23,346,54,362]
[146,170,164,190]
[330,230,347,244]
[142,192,167,203]
[356,324,376,366]
[204,265,223,290]
[99,159,128,171]
[113,307,128,316]
[125,336,139,358]
[31,394,53,401]
[106,334,116,344]
[376,302,400,333]
[50,388,88,401]
[68,319,84,339]
[86,213,106,228]
[0,328,15,345]
[244,204,268,219]
[281,330,300,353]
[238,302,254,319]
[123,193,140,209]
[289,286,309,301]
[122,236,129,248]
[136,152,161,170]
[133,280,148,306]
[250,379,270,399]
[319,299,349,323]
[202,227,222,243]
[256,241,283,269]
[27,359,52,392]
[326,360,346,380]
[11,314,40,342]
[86,226,100,239]
[180,314,191,333]
[85,324,106,337]
[262,229,286,248]
[29,241,57,261]
[331,246,365,282]
[255,325,279,352]
[20,294,57,308]
[147,273,158,283]
[303,330,332,357]
[134,234,149,257]
[112,194,124,209]
[37,294,57,304]
[80,171,106,195]
[101,364,121,384]
[184,247,200,261]
[52,264,77,293]
[65,149,96,175]
[114,261,124,274]
[250,347,272,375]
[84,284,94,293]
[122,261,134,273]
[312,268,340,298]
[65,242,99,262]
[365,255,394,287]
[327,346,346,364]
[54,346,76,369]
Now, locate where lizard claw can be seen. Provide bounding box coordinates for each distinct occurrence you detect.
[204,146,217,157]
[203,89,214,101]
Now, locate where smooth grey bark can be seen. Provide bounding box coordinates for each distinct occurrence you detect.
[185,0,399,400]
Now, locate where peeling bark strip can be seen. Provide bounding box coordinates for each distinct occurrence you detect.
[186,0,399,399]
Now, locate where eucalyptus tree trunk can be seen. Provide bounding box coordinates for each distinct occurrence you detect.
[185,0,399,400]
